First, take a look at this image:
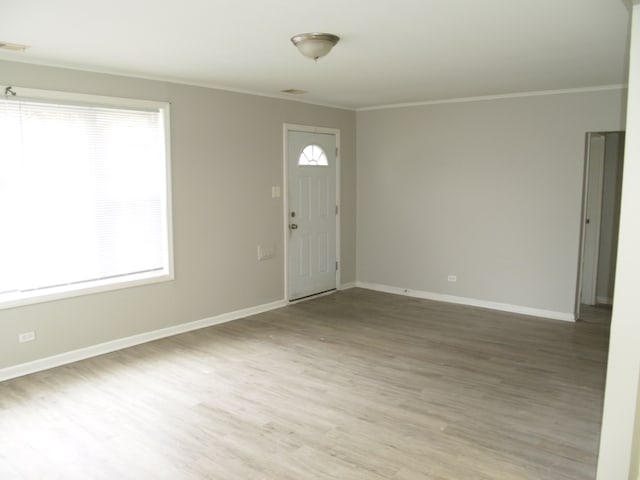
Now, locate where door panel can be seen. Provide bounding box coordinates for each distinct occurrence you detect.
[581,134,605,305]
[287,130,337,300]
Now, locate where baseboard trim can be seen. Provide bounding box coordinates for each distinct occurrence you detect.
[355,281,575,322]
[596,296,613,305]
[339,282,356,290]
[0,299,288,382]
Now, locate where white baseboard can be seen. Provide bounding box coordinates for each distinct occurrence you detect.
[0,299,288,383]
[1,283,575,382]
[596,296,613,305]
[355,281,575,322]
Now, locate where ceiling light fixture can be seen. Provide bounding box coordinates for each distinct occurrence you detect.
[291,33,340,61]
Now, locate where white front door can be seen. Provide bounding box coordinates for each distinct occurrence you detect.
[286,129,338,301]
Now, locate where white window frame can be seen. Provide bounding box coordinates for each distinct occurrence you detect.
[0,86,174,310]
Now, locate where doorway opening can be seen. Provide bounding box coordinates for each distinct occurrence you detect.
[576,131,625,319]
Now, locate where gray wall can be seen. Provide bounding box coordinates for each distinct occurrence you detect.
[0,60,356,370]
[596,132,625,303]
[356,90,626,316]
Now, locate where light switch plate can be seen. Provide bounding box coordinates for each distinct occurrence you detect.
[258,245,275,261]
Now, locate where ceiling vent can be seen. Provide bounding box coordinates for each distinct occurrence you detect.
[0,42,30,52]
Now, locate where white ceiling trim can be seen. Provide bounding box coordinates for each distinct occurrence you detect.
[0,54,353,112]
[357,85,629,112]
[3,54,627,114]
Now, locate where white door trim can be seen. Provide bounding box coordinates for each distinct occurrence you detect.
[575,134,589,319]
[576,132,606,316]
[584,134,605,305]
[283,123,341,301]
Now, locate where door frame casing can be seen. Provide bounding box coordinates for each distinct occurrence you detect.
[580,133,606,308]
[283,123,341,301]
[576,133,598,319]
[576,131,624,318]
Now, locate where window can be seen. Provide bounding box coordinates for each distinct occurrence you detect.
[298,144,328,166]
[0,87,173,309]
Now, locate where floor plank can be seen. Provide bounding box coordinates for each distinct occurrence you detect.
[0,289,610,479]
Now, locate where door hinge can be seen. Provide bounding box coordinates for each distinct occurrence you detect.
[335,205,339,215]
[336,261,339,271]
[335,147,339,156]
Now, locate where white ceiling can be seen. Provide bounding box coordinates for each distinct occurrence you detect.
[0,0,631,110]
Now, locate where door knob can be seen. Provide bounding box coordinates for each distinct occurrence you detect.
[290,223,298,230]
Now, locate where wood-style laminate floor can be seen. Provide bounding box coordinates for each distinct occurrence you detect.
[0,289,611,479]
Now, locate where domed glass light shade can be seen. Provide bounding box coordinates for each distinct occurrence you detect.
[291,33,340,61]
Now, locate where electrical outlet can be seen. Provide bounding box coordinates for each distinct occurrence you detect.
[447,275,457,282]
[18,331,36,343]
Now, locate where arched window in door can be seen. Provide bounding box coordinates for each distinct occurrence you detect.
[298,144,328,166]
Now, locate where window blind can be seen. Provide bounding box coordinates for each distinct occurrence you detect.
[0,93,171,306]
